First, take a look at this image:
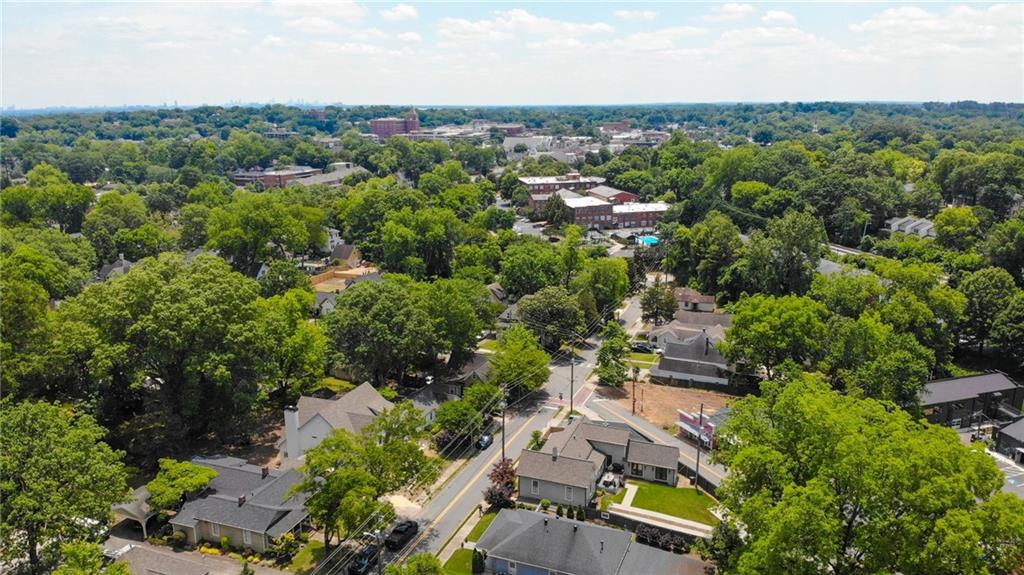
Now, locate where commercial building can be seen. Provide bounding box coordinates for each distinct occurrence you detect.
[586,185,639,205]
[920,373,1024,429]
[231,165,321,188]
[518,173,606,194]
[564,196,614,228]
[527,188,581,212]
[611,202,670,228]
[369,109,420,138]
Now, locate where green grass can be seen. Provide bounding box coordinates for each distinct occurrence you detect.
[318,376,355,394]
[600,489,628,511]
[628,481,719,525]
[444,548,475,575]
[478,339,499,351]
[287,540,325,573]
[628,352,659,365]
[466,511,497,542]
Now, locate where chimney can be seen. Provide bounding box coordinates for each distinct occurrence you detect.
[284,405,300,459]
[261,466,269,479]
[237,495,246,506]
[552,447,559,461]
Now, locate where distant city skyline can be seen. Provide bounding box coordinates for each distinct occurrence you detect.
[3,2,1021,109]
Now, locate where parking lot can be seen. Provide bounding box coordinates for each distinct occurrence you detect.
[992,451,1024,498]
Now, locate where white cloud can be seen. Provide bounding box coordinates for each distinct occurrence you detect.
[266,1,366,21]
[850,4,1022,57]
[380,4,418,21]
[614,10,657,21]
[438,9,613,45]
[703,3,756,22]
[352,27,386,40]
[761,10,796,25]
[311,41,400,56]
[145,41,187,50]
[397,31,422,43]
[261,34,287,47]
[619,26,706,51]
[284,16,342,35]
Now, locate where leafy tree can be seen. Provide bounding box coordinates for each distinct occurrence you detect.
[934,206,981,251]
[482,458,516,509]
[418,278,494,366]
[293,465,384,556]
[640,276,677,325]
[809,270,884,319]
[146,458,219,510]
[323,279,434,386]
[993,292,1024,367]
[960,267,1018,352]
[595,321,630,387]
[463,382,502,415]
[517,285,585,349]
[712,375,1022,575]
[981,217,1024,283]
[379,207,463,278]
[1,402,129,573]
[81,191,148,263]
[258,259,311,297]
[53,542,130,575]
[721,294,829,379]
[499,240,564,300]
[0,275,52,397]
[571,257,629,315]
[543,193,572,225]
[690,211,743,295]
[434,400,484,442]
[0,164,93,232]
[488,325,550,397]
[385,553,444,575]
[178,203,211,249]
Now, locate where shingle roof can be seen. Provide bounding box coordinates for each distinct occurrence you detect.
[627,440,679,469]
[921,373,1020,407]
[672,310,733,328]
[662,333,727,365]
[99,256,133,280]
[618,543,710,575]
[587,185,635,200]
[296,382,394,433]
[674,287,716,305]
[331,243,358,261]
[119,546,211,575]
[476,509,629,575]
[517,449,598,489]
[650,358,726,381]
[998,417,1024,443]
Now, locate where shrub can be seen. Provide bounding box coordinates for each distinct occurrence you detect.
[220,535,231,551]
[472,549,485,574]
[540,498,551,511]
[170,530,187,547]
[556,504,564,517]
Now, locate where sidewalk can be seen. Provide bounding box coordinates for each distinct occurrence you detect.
[607,503,715,539]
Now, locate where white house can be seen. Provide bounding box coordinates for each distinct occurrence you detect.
[282,383,393,460]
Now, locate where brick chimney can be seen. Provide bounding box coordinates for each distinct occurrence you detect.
[261,466,269,479]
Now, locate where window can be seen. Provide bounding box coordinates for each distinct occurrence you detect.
[531,479,540,495]
[211,523,220,537]
[565,486,574,502]
[655,467,668,481]
[243,529,252,546]
[630,462,643,476]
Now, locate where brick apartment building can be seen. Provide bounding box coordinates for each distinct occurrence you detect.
[232,165,321,188]
[527,188,580,212]
[370,109,420,138]
[518,173,606,194]
[565,197,614,228]
[587,185,639,205]
[612,202,670,228]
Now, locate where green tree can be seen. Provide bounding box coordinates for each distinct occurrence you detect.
[690,211,743,295]
[640,276,677,325]
[960,267,1018,352]
[934,206,981,251]
[499,240,564,299]
[146,458,219,510]
[1,402,129,573]
[434,400,484,443]
[595,321,629,387]
[517,285,585,349]
[993,292,1024,367]
[543,193,572,225]
[721,294,829,379]
[258,259,311,297]
[571,257,629,315]
[809,270,884,319]
[463,382,502,415]
[488,325,550,397]
[712,374,1021,575]
[385,553,444,575]
[53,542,130,575]
[379,207,463,278]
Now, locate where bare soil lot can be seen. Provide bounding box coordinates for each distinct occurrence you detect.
[597,381,733,430]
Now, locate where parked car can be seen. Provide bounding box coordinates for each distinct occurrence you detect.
[347,544,379,575]
[631,342,655,353]
[476,433,494,450]
[385,520,419,550]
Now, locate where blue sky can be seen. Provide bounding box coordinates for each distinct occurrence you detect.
[2,2,1021,108]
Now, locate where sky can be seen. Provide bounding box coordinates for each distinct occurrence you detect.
[2,2,1022,109]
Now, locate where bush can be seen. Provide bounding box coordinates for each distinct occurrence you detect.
[540,498,551,511]
[472,549,485,574]
[170,530,187,547]
[220,535,231,551]
[556,504,564,517]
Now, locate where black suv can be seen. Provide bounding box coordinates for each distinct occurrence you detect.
[347,544,379,575]
[384,520,419,550]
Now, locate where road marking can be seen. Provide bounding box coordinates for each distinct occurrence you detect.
[396,409,546,563]
[590,400,725,482]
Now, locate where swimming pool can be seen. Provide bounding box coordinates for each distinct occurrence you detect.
[638,235,659,246]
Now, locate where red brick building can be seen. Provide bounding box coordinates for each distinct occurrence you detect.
[518,173,605,194]
[370,109,420,138]
[587,185,639,205]
[611,202,670,228]
[565,197,614,228]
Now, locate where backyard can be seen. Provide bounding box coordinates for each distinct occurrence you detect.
[628,481,719,525]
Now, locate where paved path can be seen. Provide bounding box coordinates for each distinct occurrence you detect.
[607,504,715,538]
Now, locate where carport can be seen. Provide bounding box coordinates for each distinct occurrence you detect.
[111,486,156,539]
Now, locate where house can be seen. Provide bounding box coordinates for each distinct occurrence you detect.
[98,254,133,281]
[648,312,731,348]
[517,419,679,507]
[486,282,508,305]
[118,545,212,575]
[996,418,1024,463]
[649,330,731,387]
[920,373,1024,429]
[673,310,733,328]
[676,407,731,449]
[475,509,709,575]
[169,456,309,553]
[314,292,337,317]
[527,187,581,212]
[282,382,394,459]
[674,288,716,312]
[586,185,639,205]
[454,352,491,386]
[329,242,362,269]
[408,379,465,424]
[323,227,344,252]
[884,215,937,238]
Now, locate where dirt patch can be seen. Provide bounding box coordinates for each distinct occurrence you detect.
[193,410,284,468]
[597,381,732,430]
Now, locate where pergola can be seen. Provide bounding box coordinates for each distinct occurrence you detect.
[112,486,156,539]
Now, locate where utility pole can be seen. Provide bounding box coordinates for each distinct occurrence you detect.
[693,403,704,491]
[569,335,575,415]
[500,400,507,460]
[631,366,639,415]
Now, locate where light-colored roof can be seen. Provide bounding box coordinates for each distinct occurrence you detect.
[587,185,636,200]
[119,546,211,575]
[627,440,679,469]
[519,175,606,185]
[612,202,670,214]
[296,382,394,433]
[564,197,611,209]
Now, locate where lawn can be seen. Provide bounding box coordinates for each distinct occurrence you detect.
[444,548,475,575]
[600,488,628,511]
[466,511,497,542]
[628,481,719,525]
[478,338,499,351]
[287,540,325,574]
[318,376,355,394]
[627,352,659,368]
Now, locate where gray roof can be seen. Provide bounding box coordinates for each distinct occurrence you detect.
[296,382,394,433]
[618,543,711,575]
[672,310,733,328]
[627,440,679,469]
[517,449,598,489]
[662,334,727,366]
[330,242,358,261]
[920,373,1020,407]
[112,486,154,523]
[476,509,629,575]
[315,292,337,311]
[455,352,491,383]
[998,417,1024,443]
[119,546,211,575]
[650,358,726,381]
[99,256,133,280]
[169,458,308,538]
[529,188,582,202]
[587,185,635,200]
[346,271,382,286]
[295,166,366,187]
